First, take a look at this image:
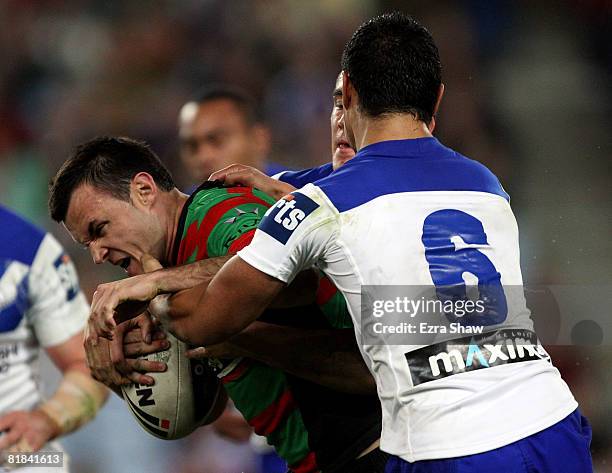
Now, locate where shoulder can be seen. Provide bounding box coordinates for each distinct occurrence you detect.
[275,163,334,188]
[314,140,508,213]
[177,184,275,261]
[189,183,275,217]
[0,206,47,266]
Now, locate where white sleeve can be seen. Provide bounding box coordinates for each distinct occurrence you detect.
[27,234,89,347]
[237,184,337,284]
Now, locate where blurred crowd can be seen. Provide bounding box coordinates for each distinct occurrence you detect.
[0,1,610,472]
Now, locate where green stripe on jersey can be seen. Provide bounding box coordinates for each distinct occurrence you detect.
[223,361,288,421]
[206,202,270,258]
[265,409,311,465]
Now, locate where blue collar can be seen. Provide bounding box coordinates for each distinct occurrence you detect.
[356,137,441,159]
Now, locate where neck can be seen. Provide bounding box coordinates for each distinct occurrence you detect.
[162,189,189,265]
[353,113,432,151]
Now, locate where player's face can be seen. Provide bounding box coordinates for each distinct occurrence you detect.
[63,184,165,277]
[179,99,259,181]
[330,73,355,170]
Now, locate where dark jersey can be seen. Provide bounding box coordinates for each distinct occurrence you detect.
[171,182,381,473]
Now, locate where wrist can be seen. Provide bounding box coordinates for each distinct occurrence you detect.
[33,408,62,440]
[150,268,168,295]
[272,183,296,200]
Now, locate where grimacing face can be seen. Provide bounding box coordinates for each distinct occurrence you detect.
[178,99,261,181]
[330,73,356,170]
[63,183,165,277]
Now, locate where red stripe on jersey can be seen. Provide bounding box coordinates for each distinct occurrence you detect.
[316,276,338,306]
[226,186,249,194]
[290,451,318,473]
[178,194,270,262]
[220,358,252,384]
[228,229,256,254]
[249,389,298,436]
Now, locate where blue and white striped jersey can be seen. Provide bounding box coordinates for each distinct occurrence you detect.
[0,205,88,415]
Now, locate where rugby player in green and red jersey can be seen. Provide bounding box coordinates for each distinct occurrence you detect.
[49,137,387,473]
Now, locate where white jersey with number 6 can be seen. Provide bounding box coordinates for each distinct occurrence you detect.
[238,137,577,462]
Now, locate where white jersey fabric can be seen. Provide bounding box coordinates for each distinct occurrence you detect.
[239,137,577,461]
[0,206,88,444]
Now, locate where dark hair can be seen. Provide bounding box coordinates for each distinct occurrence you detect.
[341,12,441,123]
[49,136,174,222]
[191,85,260,125]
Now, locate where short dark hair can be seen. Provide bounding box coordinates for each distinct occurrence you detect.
[49,136,175,222]
[341,12,442,123]
[191,85,260,125]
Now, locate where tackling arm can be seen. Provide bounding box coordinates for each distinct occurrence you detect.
[90,255,316,339]
[165,256,285,346]
[192,322,376,395]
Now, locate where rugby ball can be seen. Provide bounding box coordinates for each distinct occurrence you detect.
[122,332,225,440]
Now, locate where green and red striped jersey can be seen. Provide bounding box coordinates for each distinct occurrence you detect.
[171,182,381,473]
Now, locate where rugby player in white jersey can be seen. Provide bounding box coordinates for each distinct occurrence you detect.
[83,13,593,473]
[0,206,108,472]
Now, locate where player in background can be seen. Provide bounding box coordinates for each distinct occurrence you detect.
[178,86,284,187]
[212,72,354,196]
[0,206,108,472]
[84,13,593,473]
[48,137,386,472]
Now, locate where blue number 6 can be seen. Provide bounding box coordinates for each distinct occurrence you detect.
[422,209,507,326]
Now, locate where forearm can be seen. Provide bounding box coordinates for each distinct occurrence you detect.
[167,257,284,346]
[150,255,314,312]
[153,256,231,294]
[228,322,376,395]
[38,370,109,438]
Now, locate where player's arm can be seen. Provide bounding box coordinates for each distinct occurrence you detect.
[154,255,285,346]
[209,164,297,200]
[90,255,317,338]
[188,322,376,395]
[0,331,108,452]
[39,331,109,435]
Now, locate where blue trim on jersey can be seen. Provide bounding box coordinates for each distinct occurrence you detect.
[0,206,46,266]
[0,260,30,333]
[277,163,334,188]
[263,161,288,177]
[314,138,509,213]
[53,253,80,301]
[258,192,319,244]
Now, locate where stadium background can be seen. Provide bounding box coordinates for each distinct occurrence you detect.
[0,0,610,472]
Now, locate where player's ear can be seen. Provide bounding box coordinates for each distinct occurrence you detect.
[428,83,445,133]
[342,71,354,111]
[130,172,158,209]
